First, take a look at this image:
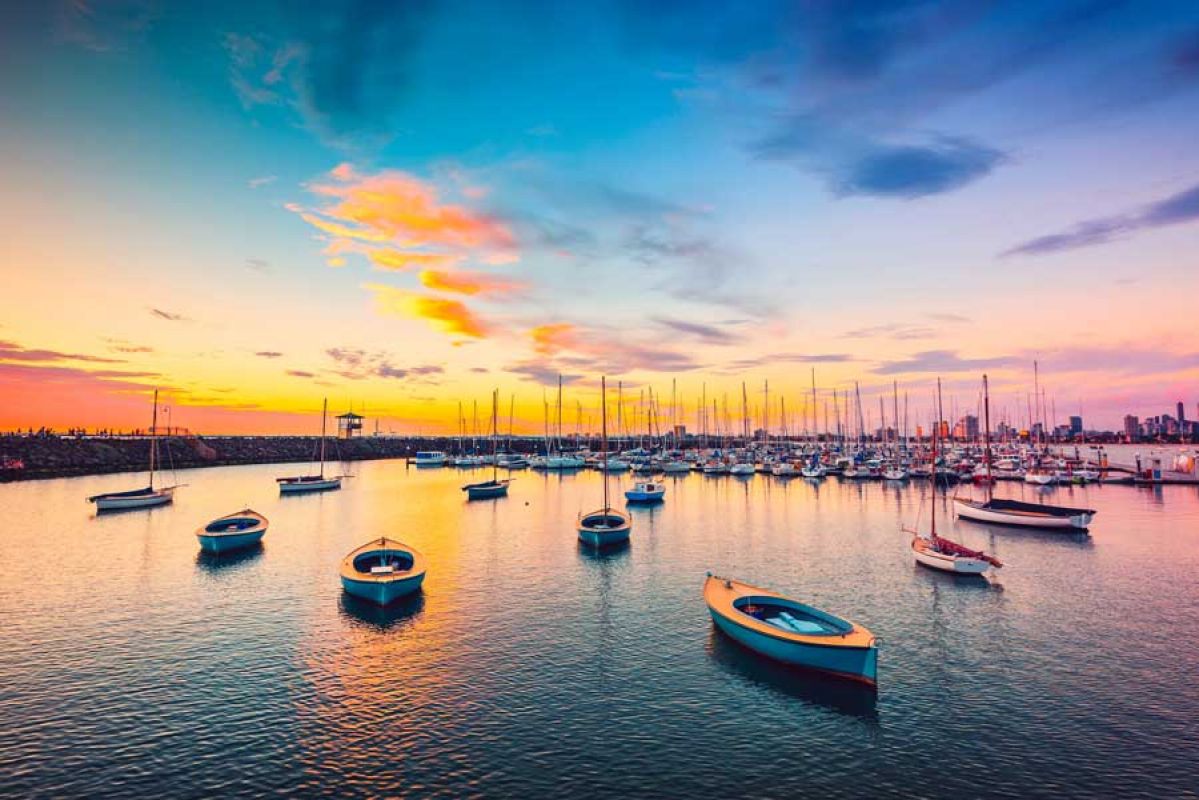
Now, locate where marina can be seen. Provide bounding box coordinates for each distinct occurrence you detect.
[1,458,1197,798]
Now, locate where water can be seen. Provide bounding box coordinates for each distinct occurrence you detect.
[2,462,1197,799]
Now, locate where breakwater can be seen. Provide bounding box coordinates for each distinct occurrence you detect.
[0,434,543,482]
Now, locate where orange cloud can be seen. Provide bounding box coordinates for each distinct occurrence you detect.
[365,283,491,338]
[419,269,525,296]
[305,166,515,253]
[530,323,580,356]
[368,249,463,271]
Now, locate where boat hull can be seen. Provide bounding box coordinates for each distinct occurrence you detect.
[465,481,509,499]
[577,511,631,547]
[624,490,664,503]
[279,477,341,494]
[953,498,1094,530]
[912,540,990,574]
[197,530,265,553]
[93,489,173,511]
[341,572,425,606]
[340,539,427,606]
[709,608,878,685]
[704,576,877,685]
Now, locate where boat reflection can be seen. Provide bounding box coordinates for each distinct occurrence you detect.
[956,520,1093,547]
[706,629,879,722]
[339,591,425,631]
[911,562,998,590]
[576,538,631,560]
[194,542,264,573]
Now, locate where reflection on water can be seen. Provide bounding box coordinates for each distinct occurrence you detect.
[339,590,425,631]
[706,628,879,722]
[195,542,265,572]
[2,461,1198,799]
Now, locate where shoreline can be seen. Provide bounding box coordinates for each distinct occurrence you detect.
[0,435,537,483]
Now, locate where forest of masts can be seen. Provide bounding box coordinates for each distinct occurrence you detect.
[449,368,1070,453]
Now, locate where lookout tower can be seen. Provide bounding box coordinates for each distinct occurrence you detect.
[337,411,364,440]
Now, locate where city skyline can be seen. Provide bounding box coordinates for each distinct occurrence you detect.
[3,2,1198,434]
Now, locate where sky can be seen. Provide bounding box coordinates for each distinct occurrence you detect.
[1,0,1198,435]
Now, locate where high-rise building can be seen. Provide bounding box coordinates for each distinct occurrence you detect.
[1069,415,1083,435]
[1123,415,1139,441]
[1179,401,1186,422]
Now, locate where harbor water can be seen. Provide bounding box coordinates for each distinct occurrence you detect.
[1,461,1197,798]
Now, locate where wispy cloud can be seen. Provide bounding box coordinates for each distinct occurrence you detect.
[1002,181,1199,257]
[842,322,938,341]
[872,350,1017,375]
[368,250,463,271]
[291,164,517,273]
[324,346,444,381]
[248,175,277,189]
[0,340,123,364]
[286,369,316,378]
[364,283,491,338]
[254,351,284,359]
[419,269,525,297]
[54,0,157,53]
[149,307,190,322]
[522,322,699,377]
[652,317,740,344]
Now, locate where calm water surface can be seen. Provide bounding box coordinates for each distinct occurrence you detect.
[2,462,1197,799]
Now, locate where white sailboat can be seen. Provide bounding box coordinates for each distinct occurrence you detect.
[277,398,342,493]
[463,390,510,500]
[908,379,1002,575]
[954,375,1096,530]
[88,389,180,511]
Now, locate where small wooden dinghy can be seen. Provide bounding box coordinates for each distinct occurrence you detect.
[196,509,268,553]
[340,538,426,606]
[624,481,665,503]
[704,574,878,686]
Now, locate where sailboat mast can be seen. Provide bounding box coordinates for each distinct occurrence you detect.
[601,377,610,514]
[811,368,818,446]
[556,374,563,454]
[149,389,158,489]
[319,397,328,477]
[930,394,938,538]
[492,389,499,482]
[983,374,993,500]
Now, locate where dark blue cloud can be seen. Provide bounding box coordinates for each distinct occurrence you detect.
[1002,181,1199,256]
[836,138,1005,199]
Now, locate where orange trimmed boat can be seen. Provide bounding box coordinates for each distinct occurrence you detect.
[704,574,878,686]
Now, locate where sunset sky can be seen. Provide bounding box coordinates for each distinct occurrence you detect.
[2,1,1198,434]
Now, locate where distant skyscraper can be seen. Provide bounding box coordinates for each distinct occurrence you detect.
[1124,415,1140,441]
[1179,401,1186,422]
[1069,415,1083,435]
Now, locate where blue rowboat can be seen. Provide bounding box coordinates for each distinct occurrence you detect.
[196,509,268,553]
[577,508,631,548]
[703,574,878,686]
[462,478,509,500]
[340,538,426,606]
[624,481,665,504]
